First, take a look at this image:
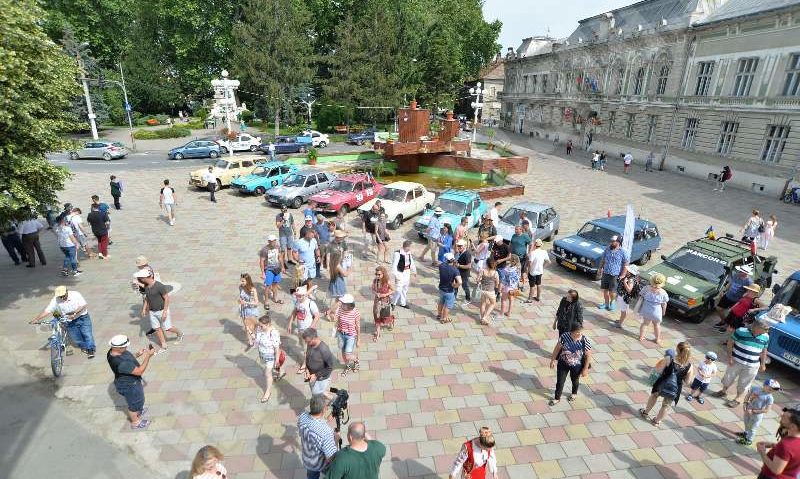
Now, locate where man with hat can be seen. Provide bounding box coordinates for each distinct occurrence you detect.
[525,238,552,303]
[713,319,770,407]
[276,205,296,268]
[454,239,473,306]
[597,235,629,311]
[477,213,497,241]
[137,269,183,353]
[260,235,286,304]
[300,215,316,239]
[328,228,351,272]
[30,286,97,358]
[391,240,417,309]
[107,334,154,430]
[437,252,462,323]
[421,207,444,266]
[715,265,754,327]
[613,263,640,326]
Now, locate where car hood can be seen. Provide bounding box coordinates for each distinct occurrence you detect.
[310,190,350,204]
[268,185,303,197]
[642,263,717,299]
[231,174,263,187]
[496,221,517,240]
[553,235,606,259]
[769,313,800,334]
[358,197,399,213]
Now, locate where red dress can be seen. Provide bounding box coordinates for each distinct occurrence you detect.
[373,279,394,327]
[462,439,493,479]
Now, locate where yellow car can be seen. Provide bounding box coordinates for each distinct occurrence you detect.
[189,157,264,188]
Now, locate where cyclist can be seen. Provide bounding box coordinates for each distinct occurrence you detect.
[30,285,97,358]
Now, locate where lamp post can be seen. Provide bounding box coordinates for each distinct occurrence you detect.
[211,69,240,158]
[75,42,99,140]
[117,63,135,151]
[469,82,484,144]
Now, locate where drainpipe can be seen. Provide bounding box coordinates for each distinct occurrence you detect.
[659,34,696,171]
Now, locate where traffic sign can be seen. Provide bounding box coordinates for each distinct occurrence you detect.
[125,102,132,112]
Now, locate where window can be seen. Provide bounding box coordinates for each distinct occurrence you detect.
[633,67,646,95]
[716,121,739,155]
[732,58,758,96]
[625,113,636,138]
[614,69,625,94]
[656,64,670,95]
[542,75,548,93]
[682,118,699,149]
[694,61,715,96]
[354,182,363,191]
[531,75,538,93]
[782,54,800,96]
[646,115,658,143]
[608,111,616,134]
[761,125,790,162]
[242,160,254,167]
[305,176,317,186]
[316,173,328,182]
[280,166,292,174]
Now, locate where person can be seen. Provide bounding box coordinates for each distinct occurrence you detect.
[0,221,26,265]
[371,266,395,340]
[499,254,521,317]
[591,150,600,170]
[472,232,491,276]
[109,175,123,210]
[714,265,754,326]
[160,179,177,226]
[713,165,733,192]
[489,202,502,225]
[509,225,531,277]
[759,214,777,250]
[524,238,550,304]
[420,207,443,265]
[68,208,91,259]
[638,273,669,345]
[739,379,780,445]
[599,150,607,171]
[614,264,640,328]
[303,201,318,227]
[137,269,183,353]
[597,235,629,311]
[566,139,573,155]
[106,334,153,430]
[477,258,500,325]
[742,209,764,244]
[361,202,382,260]
[639,342,694,426]
[293,226,321,286]
[645,151,655,172]
[713,320,770,407]
[268,141,276,161]
[437,224,454,265]
[326,245,349,319]
[327,422,386,479]
[238,273,260,349]
[300,328,335,398]
[477,215,497,242]
[448,426,498,479]
[288,286,320,371]
[454,216,469,245]
[756,406,800,479]
[86,203,110,259]
[54,214,81,276]
[254,314,282,402]
[686,351,718,405]
[720,283,763,333]
[553,289,583,337]
[299,215,315,239]
[549,322,593,405]
[202,166,217,203]
[19,216,46,268]
[30,285,97,358]
[334,293,361,374]
[454,239,472,306]
[374,213,390,264]
[260,235,286,305]
[334,208,348,232]
[315,216,331,276]
[298,395,338,479]
[277,205,296,268]
[190,445,227,479]
[438,252,462,324]
[391,240,416,309]
[623,152,633,174]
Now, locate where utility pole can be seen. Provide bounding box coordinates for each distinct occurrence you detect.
[118,63,136,151]
[76,50,99,140]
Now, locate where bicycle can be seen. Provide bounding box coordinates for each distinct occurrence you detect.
[35,313,71,377]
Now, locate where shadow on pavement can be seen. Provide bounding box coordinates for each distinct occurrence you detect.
[392,456,437,478]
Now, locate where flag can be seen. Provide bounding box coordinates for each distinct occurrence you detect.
[622,205,635,259]
[705,225,716,240]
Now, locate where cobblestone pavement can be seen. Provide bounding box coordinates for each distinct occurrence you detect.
[2,134,799,479]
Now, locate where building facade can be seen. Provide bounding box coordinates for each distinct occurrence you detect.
[501,0,800,195]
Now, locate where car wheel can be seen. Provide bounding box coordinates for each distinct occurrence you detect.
[688,301,714,324]
[255,186,266,195]
[220,146,228,154]
[217,179,223,190]
[300,146,307,153]
[637,250,652,266]
[340,204,350,214]
[175,153,184,160]
[358,140,364,146]
[102,152,112,161]
[209,151,218,159]
[391,215,403,229]
[250,145,258,152]
[292,197,303,209]
[69,152,79,160]
[319,141,327,148]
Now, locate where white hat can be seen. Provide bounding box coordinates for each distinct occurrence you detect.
[267,234,278,242]
[295,285,308,296]
[109,334,130,348]
[494,235,504,243]
[304,215,313,221]
[764,378,781,390]
[443,252,455,261]
[433,207,444,214]
[134,269,151,279]
[735,265,751,274]
[340,294,355,304]
[456,239,467,247]
[626,264,639,275]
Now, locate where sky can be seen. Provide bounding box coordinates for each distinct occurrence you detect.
[483,0,636,51]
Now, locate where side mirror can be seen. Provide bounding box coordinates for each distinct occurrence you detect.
[660,255,667,261]
[772,284,781,295]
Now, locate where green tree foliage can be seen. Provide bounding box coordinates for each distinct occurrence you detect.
[0,0,77,222]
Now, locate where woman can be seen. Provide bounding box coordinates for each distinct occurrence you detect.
[254,314,282,402]
[615,265,640,328]
[759,214,777,250]
[238,273,259,349]
[437,224,454,264]
[549,323,592,405]
[448,426,498,479]
[499,254,521,317]
[639,342,694,426]
[638,273,669,345]
[190,445,227,479]
[375,213,390,264]
[371,265,395,340]
[54,214,80,276]
[742,209,763,244]
[713,165,732,191]
[334,294,361,375]
[326,246,349,321]
[454,216,469,244]
[477,258,500,325]
[720,284,763,333]
[553,289,583,337]
[473,232,490,274]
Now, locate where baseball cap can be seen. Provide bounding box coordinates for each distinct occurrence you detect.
[134,269,151,279]
[610,235,620,242]
[494,235,504,243]
[443,252,455,261]
[764,378,781,390]
[664,348,676,358]
[267,234,277,242]
[304,215,313,221]
[135,255,148,267]
[109,334,130,348]
[54,285,67,297]
[705,351,718,361]
[340,294,355,304]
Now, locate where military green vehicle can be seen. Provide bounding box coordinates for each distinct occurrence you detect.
[641,236,777,323]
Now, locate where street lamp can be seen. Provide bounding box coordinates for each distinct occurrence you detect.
[75,42,99,140]
[469,82,484,143]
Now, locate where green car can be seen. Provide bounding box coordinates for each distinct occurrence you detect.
[641,236,777,323]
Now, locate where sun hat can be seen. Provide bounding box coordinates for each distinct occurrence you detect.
[340,294,355,304]
[109,334,130,348]
[494,235,504,243]
[54,285,67,297]
[334,230,348,238]
[764,378,781,390]
[534,238,543,247]
[626,264,639,275]
[434,207,444,214]
[705,351,718,361]
[135,255,149,267]
[456,239,467,247]
[443,252,455,261]
[267,234,278,241]
[316,213,324,221]
[134,269,151,278]
[743,284,762,294]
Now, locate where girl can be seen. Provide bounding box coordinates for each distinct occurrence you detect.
[478,258,500,325]
[759,214,777,250]
[334,294,361,375]
[326,246,349,320]
[371,265,395,340]
[741,209,763,244]
[238,273,259,349]
[190,445,227,479]
[375,213,390,264]
[640,342,694,426]
[254,314,282,402]
[638,273,670,345]
[437,224,454,265]
[499,254,521,317]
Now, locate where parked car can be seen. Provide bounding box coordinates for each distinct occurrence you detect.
[358,181,435,229]
[68,140,128,161]
[230,161,298,195]
[346,128,378,145]
[551,216,661,279]
[189,157,264,188]
[216,133,262,153]
[298,130,330,148]
[496,201,560,242]
[259,136,309,155]
[641,236,777,322]
[310,173,383,214]
[767,272,800,371]
[414,189,488,239]
[265,168,338,208]
[167,140,221,160]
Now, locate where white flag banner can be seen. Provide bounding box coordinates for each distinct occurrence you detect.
[622,204,635,259]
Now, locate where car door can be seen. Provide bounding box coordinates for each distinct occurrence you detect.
[470,198,482,226]
[315,173,329,192]
[409,188,423,216]
[79,142,95,158]
[304,174,318,196]
[364,181,376,202]
[182,141,199,158]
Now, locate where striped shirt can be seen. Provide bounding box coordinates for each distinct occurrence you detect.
[336,308,360,337]
[558,332,592,368]
[731,327,769,366]
[297,412,338,472]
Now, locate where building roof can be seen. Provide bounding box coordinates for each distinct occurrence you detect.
[695,0,800,25]
[479,60,505,81]
[516,36,556,58]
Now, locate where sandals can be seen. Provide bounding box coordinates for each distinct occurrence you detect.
[567,394,576,403]
[131,419,151,430]
[548,399,560,406]
[296,367,307,374]
[639,408,650,418]
[352,360,360,373]
[260,392,271,403]
[651,419,661,426]
[726,399,741,408]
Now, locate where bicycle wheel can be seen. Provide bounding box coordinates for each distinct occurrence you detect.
[51,333,64,377]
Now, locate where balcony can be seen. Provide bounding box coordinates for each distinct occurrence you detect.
[680,95,800,110]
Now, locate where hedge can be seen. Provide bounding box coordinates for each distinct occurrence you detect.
[133,126,191,140]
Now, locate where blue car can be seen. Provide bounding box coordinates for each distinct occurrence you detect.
[167,140,221,160]
[230,161,298,195]
[552,215,661,279]
[413,189,488,239]
[258,136,309,155]
[766,272,800,371]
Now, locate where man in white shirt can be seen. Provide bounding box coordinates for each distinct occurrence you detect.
[391,240,417,308]
[489,202,502,225]
[268,142,276,161]
[159,179,177,225]
[30,286,97,358]
[19,217,47,267]
[524,238,551,303]
[68,207,90,258]
[202,167,217,203]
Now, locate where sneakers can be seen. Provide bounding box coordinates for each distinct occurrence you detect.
[175,334,184,344]
[697,397,705,404]
[686,395,694,402]
[737,437,753,446]
[597,303,608,310]
[73,270,83,277]
[97,253,105,259]
[131,419,150,430]
[86,349,95,359]
[608,302,616,311]
[154,348,167,355]
[61,270,70,277]
[169,219,175,226]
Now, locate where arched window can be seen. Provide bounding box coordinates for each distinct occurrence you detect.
[633,67,646,95]
[656,64,670,95]
[614,68,625,94]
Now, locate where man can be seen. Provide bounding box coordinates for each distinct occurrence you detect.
[19,216,47,267]
[68,208,91,258]
[1,221,27,265]
[260,235,285,305]
[87,203,110,259]
[477,214,497,242]
[298,395,338,479]
[303,201,318,226]
[756,406,800,479]
[713,320,769,407]
[202,166,217,203]
[518,212,532,232]
[276,205,296,267]
[327,422,386,479]
[109,175,123,210]
[510,225,532,285]
[30,286,96,358]
[525,238,551,303]
[299,215,315,239]
[91,194,112,244]
[137,269,183,353]
[454,240,472,306]
[714,265,753,326]
[392,240,417,309]
[420,207,444,265]
[268,141,276,161]
[361,203,382,260]
[107,334,154,430]
[300,328,335,398]
[623,152,633,174]
[597,235,629,311]
[645,151,655,172]
[159,179,177,226]
[293,227,321,283]
[489,202,502,225]
[437,252,462,324]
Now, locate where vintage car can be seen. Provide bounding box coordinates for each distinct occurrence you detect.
[215,133,262,153]
[766,272,800,371]
[167,140,221,160]
[496,201,560,242]
[258,136,309,155]
[230,161,298,195]
[265,168,338,208]
[346,127,378,145]
[551,216,661,279]
[297,130,330,148]
[414,189,488,239]
[310,173,383,214]
[189,157,264,188]
[358,181,435,229]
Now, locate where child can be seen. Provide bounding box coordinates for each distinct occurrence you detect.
[738,378,780,445]
[686,351,718,404]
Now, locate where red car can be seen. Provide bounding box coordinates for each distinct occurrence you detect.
[310,173,383,213]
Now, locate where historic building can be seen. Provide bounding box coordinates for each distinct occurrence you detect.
[501,0,800,195]
[476,55,506,124]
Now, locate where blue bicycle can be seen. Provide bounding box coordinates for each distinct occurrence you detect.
[37,313,70,377]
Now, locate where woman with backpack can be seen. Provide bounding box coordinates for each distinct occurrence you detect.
[553,289,583,337]
[639,341,694,426]
[548,322,592,406]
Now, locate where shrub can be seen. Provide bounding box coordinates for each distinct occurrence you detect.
[195,107,210,120]
[184,118,205,129]
[240,109,254,123]
[133,126,191,140]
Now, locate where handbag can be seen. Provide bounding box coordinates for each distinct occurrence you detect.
[379,302,392,319]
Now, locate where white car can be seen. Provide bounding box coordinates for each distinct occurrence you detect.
[216,134,262,153]
[358,181,435,229]
[300,130,330,148]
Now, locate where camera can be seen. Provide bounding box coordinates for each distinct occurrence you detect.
[329,387,350,447]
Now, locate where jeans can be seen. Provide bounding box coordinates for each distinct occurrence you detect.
[208,183,217,202]
[60,246,78,272]
[1,233,26,264]
[554,362,581,400]
[112,194,121,209]
[743,410,764,441]
[455,274,471,301]
[65,314,96,352]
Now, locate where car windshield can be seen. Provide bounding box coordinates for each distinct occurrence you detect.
[331,180,355,192]
[434,198,466,216]
[773,279,800,313]
[664,248,728,283]
[214,160,231,169]
[283,174,306,187]
[378,188,406,202]
[112,142,125,148]
[251,166,268,176]
[501,207,535,226]
[577,223,617,244]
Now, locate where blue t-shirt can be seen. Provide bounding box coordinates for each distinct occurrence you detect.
[426,215,443,240]
[315,224,330,245]
[747,386,774,413]
[602,247,629,275]
[725,275,753,301]
[293,238,318,265]
[438,263,459,292]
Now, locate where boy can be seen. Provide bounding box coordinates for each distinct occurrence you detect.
[686,351,718,404]
[738,378,780,445]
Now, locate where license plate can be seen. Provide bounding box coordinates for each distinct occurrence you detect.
[562,261,577,270]
[783,351,800,365]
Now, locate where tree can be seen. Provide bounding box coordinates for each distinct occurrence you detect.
[0,0,78,222]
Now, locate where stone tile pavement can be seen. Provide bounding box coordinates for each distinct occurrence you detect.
[1,136,799,478]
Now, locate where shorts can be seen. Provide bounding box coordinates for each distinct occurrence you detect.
[265,270,282,286]
[616,295,629,311]
[600,273,619,291]
[114,380,145,413]
[724,311,745,330]
[690,378,710,392]
[527,274,542,286]
[439,290,455,309]
[301,263,317,281]
[310,377,331,396]
[717,295,737,309]
[149,310,172,330]
[336,331,356,354]
[163,203,174,214]
[279,235,291,250]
